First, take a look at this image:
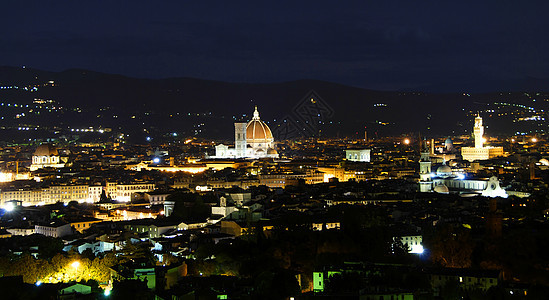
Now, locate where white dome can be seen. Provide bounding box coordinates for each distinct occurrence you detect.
[434,184,449,194]
[436,165,452,177]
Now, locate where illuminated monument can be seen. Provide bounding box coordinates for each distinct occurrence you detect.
[461,114,503,162]
[214,106,278,159]
[30,144,68,171]
[418,140,433,192]
[418,138,507,198]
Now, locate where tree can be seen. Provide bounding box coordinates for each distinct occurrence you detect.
[427,224,474,268]
[36,236,64,259]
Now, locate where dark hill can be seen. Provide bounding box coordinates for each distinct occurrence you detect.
[0,66,547,139]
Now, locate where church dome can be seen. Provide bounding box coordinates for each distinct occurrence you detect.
[34,144,58,156]
[434,184,449,194]
[246,106,273,142]
[436,165,452,177]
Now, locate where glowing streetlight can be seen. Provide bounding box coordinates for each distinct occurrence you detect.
[532,137,538,143]
[71,261,80,269]
[410,244,424,254]
[4,202,15,212]
[403,138,410,145]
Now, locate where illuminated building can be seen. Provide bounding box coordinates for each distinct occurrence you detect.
[30,144,68,171]
[213,106,279,159]
[105,182,155,202]
[429,164,508,198]
[88,185,103,202]
[0,182,151,207]
[345,149,371,162]
[35,221,72,238]
[0,171,30,182]
[144,191,170,205]
[461,114,504,161]
[123,219,188,238]
[6,227,35,236]
[69,218,103,233]
[419,140,433,192]
[127,162,208,173]
[394,234,424,254]
[48,185,89,203]
[0,189,44,207]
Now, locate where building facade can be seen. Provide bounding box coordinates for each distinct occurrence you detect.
[461,114,504,161]
[345,149,371,162]
[30,144,67,171]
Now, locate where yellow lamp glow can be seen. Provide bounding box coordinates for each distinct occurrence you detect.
[71,261,80,269]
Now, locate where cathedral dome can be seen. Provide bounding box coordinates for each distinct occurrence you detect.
[436,165,452,177]
[246,106,273,142]
[434,184,449,194]
[34,144,58,156]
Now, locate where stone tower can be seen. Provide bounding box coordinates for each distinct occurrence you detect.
[474,114,484,148]
[234,122,247,158]
[419,139,432,192]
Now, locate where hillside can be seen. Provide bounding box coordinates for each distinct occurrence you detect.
[0,66,547,140]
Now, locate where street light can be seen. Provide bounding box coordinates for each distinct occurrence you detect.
[4,202,15,212]
[71,261,80,269]
[403,138,410,145]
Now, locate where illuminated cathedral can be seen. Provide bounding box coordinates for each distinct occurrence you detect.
[213,106,278,159]
[30,144,68,171]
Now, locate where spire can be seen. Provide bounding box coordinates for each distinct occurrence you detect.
[252,106,260,120]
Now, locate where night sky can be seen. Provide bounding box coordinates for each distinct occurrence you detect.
[1,1,548,91]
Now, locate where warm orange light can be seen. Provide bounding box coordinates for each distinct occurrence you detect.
[403,138,410,145]
[532,137,538,143]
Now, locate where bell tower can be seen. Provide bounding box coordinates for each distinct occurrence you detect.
[234,122,247,158]
[419,139,432,192]
[474,113,484,148]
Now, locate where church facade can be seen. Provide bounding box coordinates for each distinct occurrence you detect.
[213,107,278,159]
[418,139,507,198]
[30,144,67,171]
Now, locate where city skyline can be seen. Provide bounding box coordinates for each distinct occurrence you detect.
[1,2,549,298]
